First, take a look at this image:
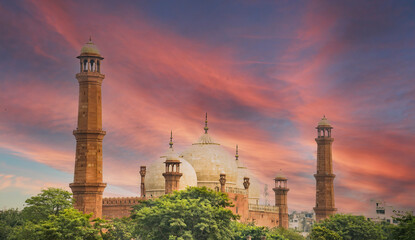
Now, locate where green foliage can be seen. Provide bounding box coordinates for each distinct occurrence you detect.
[230,222,290,240]
[378,221,395,240]
[310,214,385,240]
[270,227,305,240]
[131,187,238,240]
[390,213,415,240]
[102,217,137,240]
[38,208,101,240]
[231,221,270,240]
[9,208,101,240]
[309,226,342,240]
[2,188,103,240]
[0,209,24,239]
[22,187,73,222]
[162,186,234,208]
[230,222,305,240]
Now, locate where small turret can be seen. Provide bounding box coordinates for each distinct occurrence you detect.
[273,169,289,228]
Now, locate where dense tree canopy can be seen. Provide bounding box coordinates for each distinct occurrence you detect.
[1,188,100,240]
[2,188,414,240]
[390,213,415,240]
[0,209,24,239]
[131,187,238,240]
[21,187,73,222]
[102,217,137,240]
[309,226,342,240]
[310,214,386,240]
[10,208,101,240]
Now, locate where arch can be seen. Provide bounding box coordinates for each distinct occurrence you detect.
[90,60,95,72]
[83,59,88,72]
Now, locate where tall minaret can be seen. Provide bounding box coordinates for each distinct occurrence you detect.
[69,39,106,219]
[314,116,337,222]
[273,170,289,228]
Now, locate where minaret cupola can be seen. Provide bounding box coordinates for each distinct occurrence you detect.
[77,37,104,73]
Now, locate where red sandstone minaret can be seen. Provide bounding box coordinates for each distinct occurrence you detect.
[69,38,106,219]
[314,116,337,222]
[163,132,183,194]
[273,170,289,228]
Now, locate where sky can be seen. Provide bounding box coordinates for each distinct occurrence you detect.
[0,0,415,214]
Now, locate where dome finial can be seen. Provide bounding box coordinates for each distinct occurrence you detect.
[204,112,209,134]
[275,169,287,180]
[89,36,92,42]
[235,144,239,160]
[318,115,331,127]
[169,130,173,148]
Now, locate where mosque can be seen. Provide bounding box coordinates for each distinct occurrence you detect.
[69,39,336,229]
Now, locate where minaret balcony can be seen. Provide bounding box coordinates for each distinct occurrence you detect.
[76,72,105,80]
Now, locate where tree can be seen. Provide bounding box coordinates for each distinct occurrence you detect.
[22,188,73,222]
[309,226,342,240]
[131,187,238,240]
[378,221,395,240]
[102,217,137,240]
[0,209,24,239]
[10,208,101,240]
[310,214,385,240]
[230,222,289,240]
[231,221,271,240]
[270,227,305,240]
[390,213,415,240]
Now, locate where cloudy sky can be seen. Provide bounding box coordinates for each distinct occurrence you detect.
[0,0,414,213]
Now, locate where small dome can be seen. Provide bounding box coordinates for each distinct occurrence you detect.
[146,148,197,198]
[275,170,287,180]
[166,148,180,161]
[80,39,101,56]
[318,116,331,127]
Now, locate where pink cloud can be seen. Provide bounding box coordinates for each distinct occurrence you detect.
[0,0,414,214]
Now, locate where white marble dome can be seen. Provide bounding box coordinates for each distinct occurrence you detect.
[179,133,238,189]
[146,148,197,198]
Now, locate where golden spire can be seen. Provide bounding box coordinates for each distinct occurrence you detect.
[169,130,173,148]
[235,144,239,160]
[204,112,209,134]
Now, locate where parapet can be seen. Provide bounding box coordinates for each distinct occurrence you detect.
[102,196,144,206]
[249,204,279,213]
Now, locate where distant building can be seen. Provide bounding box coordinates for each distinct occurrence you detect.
[366,199,413,224]
[289,211,315,235]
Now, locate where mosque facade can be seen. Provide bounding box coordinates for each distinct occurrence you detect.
[69,40,336,229]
